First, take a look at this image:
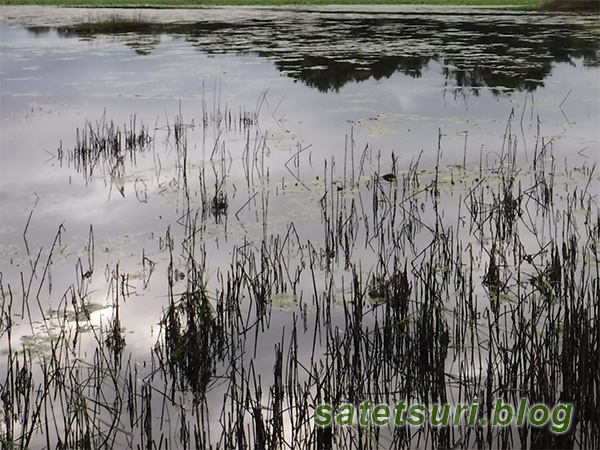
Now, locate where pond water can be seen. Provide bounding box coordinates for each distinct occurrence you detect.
[0,6,599,449]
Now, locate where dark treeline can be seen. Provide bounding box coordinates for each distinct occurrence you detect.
[28,10,599,93]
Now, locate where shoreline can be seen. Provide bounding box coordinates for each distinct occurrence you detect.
[0,1,548,11]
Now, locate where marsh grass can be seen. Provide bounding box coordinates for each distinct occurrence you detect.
[60,113,153,198]
[56,16,157,36]
[1,95,598,449]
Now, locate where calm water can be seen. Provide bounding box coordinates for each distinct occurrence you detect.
[0,6,599,448]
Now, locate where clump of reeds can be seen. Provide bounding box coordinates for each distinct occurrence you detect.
[59,113,152,197]
[157,289,224,398]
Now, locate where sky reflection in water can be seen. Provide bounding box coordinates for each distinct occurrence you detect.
[0,7,598,447]
[1,4,599,346]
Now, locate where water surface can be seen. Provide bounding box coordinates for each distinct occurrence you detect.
[0,6,598,449]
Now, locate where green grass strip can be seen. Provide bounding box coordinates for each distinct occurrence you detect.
[0,0,552,10]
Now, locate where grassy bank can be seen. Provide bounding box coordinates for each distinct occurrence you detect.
[1,0,597,12]
[0,0,554,9]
